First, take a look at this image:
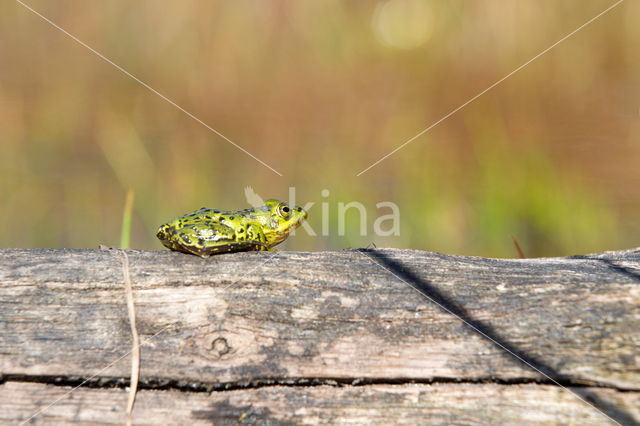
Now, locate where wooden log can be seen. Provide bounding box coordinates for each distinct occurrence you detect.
[1,248,639,424]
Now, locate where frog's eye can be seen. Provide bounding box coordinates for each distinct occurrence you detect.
[277,204,291,218]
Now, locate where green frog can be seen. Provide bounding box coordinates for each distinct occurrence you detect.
[156,199,308,257]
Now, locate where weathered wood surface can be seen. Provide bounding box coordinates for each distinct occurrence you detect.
[1,248,639,425]
[2,382,638,425]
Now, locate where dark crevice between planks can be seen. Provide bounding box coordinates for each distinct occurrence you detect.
[358,248,638,426]
[2,374,639,394]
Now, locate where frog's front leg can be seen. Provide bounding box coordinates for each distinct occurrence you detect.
[244,224,272,251]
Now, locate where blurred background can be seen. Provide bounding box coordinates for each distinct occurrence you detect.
[0,0,638,257]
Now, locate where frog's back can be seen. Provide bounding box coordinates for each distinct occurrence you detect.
[156,207,262,257]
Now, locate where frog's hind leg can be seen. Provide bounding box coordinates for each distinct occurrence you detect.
[180,245,213,258]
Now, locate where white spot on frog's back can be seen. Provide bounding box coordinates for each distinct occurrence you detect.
[197,228,214,237]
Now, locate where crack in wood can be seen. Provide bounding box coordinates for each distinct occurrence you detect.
[3,374,639,394]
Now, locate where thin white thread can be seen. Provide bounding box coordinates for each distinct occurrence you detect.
[18,325,173,425]
[19,252,278,424]
[14,0,283,176]
[357,0,625,176]
[358,250,621,425]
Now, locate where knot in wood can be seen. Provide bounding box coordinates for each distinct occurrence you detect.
[210,337,231,358]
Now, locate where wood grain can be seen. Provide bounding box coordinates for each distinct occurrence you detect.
[2,382,638,425]
[1,248,639,424]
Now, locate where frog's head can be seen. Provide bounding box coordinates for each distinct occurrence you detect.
[263,199,308,247]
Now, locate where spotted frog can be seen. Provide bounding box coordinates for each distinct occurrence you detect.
[156,199,308,257]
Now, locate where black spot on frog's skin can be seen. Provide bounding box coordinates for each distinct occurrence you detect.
[228,216,234,220]
[297,207,302,212]
[238,228,244,233]
[198,238,205,246]
[213,210,220,213]
[182,236,192,244]
[204,216,212,220]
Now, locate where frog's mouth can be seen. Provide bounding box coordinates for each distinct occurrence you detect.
[269,217,305,246]
[282,220,304,237]
[290,215,307,234]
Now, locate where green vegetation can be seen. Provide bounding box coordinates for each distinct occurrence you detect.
[120,189,135,249]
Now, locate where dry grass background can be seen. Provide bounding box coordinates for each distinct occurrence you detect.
[0,0,638,257]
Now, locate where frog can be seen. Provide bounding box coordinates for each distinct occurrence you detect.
[156,199,308,257]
